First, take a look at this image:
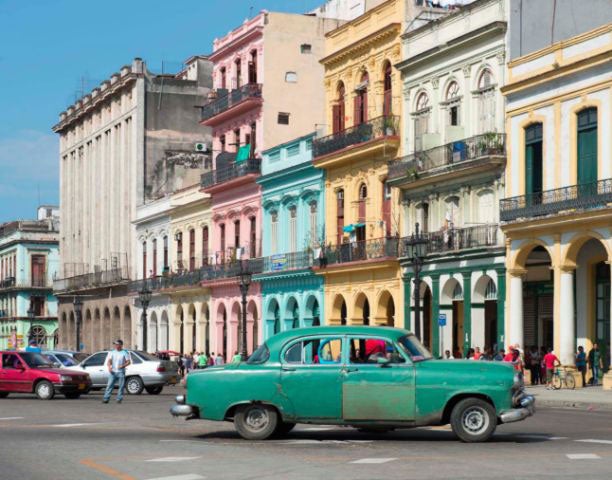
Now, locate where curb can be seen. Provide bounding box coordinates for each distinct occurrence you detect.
[534,399,612,411]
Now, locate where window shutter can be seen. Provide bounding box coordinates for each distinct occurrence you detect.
[332,105,340,134]
[354,95,360,126]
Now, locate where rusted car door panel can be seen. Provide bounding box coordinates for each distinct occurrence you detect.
[281,365,342,419]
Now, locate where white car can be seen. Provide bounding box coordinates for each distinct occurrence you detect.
[69,350,179,395]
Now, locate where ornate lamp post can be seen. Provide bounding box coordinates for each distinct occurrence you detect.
[404,222,428,341]
[73,296,83,352]
[27,307,35,344]
[138,283,152,352]
[238,261,252,361]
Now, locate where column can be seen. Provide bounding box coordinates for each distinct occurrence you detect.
[431,276,440,358]
[508,269,525,347]
[462,273,472,354]
[559,266,576,366]
[495,269,506,348]
[403,273,411,331]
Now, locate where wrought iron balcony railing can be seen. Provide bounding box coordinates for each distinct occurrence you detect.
[500,179,612,222]
[398,224,500,258]
[260,251,314,273]
[0,277,52,290]
[201,83,262,122]
[388,132,506,182]
[313,115,400,159]
[53,266,129,293]
[316,237,400,267]
[200,158,261,189]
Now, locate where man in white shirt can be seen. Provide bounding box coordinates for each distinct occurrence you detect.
[102,339,131,404]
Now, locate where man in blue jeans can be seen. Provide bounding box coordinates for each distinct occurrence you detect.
[103,339,131,404]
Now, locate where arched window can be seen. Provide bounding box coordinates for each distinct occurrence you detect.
[309,202,318,247]
[477,69,496,132]
[336,189,344,245]
[485,279,497,300]
[270,211,278,254]
[383,61,392,116]
[219,67,226,89]
[234,58,242,89]
[452,283,463,301]
[445,196,461,228]
[289,206,297,252]
[354,71,369,126]
[333,82,346,133]
[248,50,257,84]
[414,92,430,151]
[577,107,598,186]
[446,81,461,127]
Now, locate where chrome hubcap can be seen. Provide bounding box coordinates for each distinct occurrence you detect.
[462,407,489,435]
[128,380,139,391]
[39,384,50,397]
[245,407,269,431]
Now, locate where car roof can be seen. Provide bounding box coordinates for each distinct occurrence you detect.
[265,326,411,351]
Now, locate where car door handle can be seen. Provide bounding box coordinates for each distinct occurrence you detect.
[281,366,297,372]
[341,367,359,374]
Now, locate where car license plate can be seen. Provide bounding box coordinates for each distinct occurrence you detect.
[78,383,86,390]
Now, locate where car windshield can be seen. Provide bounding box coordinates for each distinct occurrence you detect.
[132,351,158,362]
[20,352,55,368]
[73,353,89,363]
[55,353,78,366]
[247,344,270,364]
[397,335,433,362]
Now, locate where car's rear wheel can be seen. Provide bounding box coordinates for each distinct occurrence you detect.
[450,398,496,443]
[126,376,144,395]
[145,385,163,395]
[274,421,296,437]
[0,392,9,398]
[35,380,55,400]
[64,392,81,399]
[234,404,279,440]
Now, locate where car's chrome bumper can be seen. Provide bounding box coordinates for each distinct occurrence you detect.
[169,395,198,420]
[500,393,535,424]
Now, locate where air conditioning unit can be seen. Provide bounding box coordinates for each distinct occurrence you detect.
[194,142,209,153]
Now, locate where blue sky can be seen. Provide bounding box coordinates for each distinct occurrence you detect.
[0,0,322,223]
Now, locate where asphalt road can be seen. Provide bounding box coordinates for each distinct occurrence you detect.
[1,387,611,480]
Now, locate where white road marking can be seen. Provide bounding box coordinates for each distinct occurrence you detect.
[51,423,107,428]
[549,437,569,440]
[576,439,612,445]
[146,456,202,463]
[145,475,206,480]
[301,426,336,431]
[350,458,397,464]
[279,439,373,445]
[566,453,601,460]
[0,417,24,421]
[517,434,567,440]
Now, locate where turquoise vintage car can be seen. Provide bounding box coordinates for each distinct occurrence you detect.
[170,326,534,442]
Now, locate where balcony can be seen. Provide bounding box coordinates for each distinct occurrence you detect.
[500,179,612,222]
[200,83,262,126]
[53,267,129,294]
[388,133,506,188]
[200,158,261,193]
[313,116,400,167]
[316,237,400,269]
[398,224,500,259]
[0,277,52,291]
[260,251,314,274]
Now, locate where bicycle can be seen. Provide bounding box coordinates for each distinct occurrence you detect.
[552,367,576,390]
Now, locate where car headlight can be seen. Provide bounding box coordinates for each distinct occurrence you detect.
[60,375,73,383]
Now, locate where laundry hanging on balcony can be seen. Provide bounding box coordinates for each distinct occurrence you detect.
[235,144,251,163]
[342,223,365,233]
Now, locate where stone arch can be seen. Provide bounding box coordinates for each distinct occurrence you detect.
[122,306,131,348]
[187,303,197,354]
[330,293,347,325]
[413,88,430,112]
[201,302,210,354]
[473,274,496,303]
[102,307,111,351]
[285,296,300,329]
[93,309,101,351]
[247,299,259,352]
[353,292,370,325]
[441,277,462,304]
[375,290,395,326]
[563,231,612,269]
[511,239,555,271]
[304,295,321,327]
[230,301,241,359]
[83,309,92,352]
[266,297,281,336]
[112,306,121,345]
[474,64,495,91]
[176,304,185,354]
[160,310,169,351]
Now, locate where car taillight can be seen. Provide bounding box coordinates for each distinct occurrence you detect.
[157,365,166,372]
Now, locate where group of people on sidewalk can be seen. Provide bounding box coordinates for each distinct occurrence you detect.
[166,350,244,377]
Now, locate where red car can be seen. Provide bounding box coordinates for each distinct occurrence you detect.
[0,351,92,400]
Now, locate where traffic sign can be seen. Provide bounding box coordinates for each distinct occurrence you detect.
[438,313,447,327]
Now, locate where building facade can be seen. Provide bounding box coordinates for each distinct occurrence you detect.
[199,11,340,360]
[0,208,60,350]
[53,56,212,351]
[501,24,612,385]
[256,133,325,338]
[389,0,507,357]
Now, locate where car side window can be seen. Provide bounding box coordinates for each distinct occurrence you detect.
[130,352,142,364]
[83,352,107,367]
[284,337,343,365]
[2,354,23,369]
[348,337,406,364]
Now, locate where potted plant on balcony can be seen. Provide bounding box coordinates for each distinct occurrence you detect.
[407,167,419,181]
[383,116,396,136]
[479,132,503,155]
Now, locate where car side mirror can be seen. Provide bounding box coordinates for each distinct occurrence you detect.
[53,362,61,368]
[377,356,391,367]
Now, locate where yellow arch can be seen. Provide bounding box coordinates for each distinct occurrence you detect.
[510,238,554,271]
[562,230,612,268]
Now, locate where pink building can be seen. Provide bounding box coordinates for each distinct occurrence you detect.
[200,10,339,359]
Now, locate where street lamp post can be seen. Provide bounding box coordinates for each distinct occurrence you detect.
[404,222,428,341]
[138,283,152,352]
[27,307,35,344]
[73,296,83,352]
[238,260,252,361]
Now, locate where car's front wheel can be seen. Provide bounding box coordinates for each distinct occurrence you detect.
[234,404,279,440]
[145,385,163,395]
[125,376,144,395]
[35,380,55,400]
[450,398,496,443]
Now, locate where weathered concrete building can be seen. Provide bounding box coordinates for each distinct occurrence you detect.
[53,56,212,351]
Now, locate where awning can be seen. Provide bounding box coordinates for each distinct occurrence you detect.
[342,223,365,233]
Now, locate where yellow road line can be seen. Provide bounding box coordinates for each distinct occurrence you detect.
[79,458,136,480]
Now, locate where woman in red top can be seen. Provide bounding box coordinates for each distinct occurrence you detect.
[543,348,560,389]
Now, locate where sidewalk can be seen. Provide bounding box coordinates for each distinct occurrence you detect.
[526,385,612,411]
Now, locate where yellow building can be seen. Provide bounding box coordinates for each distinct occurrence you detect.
[502,25,612,387]
[313,0,428,328]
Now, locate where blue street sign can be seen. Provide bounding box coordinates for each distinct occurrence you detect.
[438,313,447,327]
